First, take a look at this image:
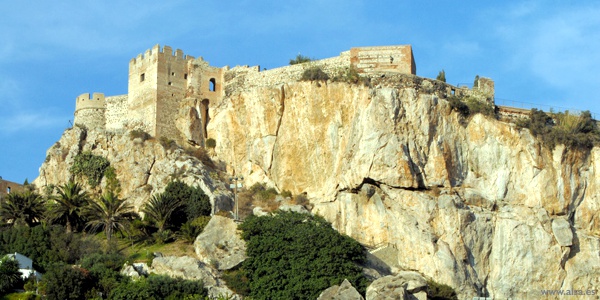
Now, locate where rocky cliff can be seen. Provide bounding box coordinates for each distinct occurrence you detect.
[34,73,599,298]
[34,127,233,212]
[206,74,600,299]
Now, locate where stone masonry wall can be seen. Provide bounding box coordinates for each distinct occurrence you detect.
[105,95,129,131]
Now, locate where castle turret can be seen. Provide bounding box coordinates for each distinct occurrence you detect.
[74,93,106,130]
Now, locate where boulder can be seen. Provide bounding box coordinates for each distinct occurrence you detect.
[278,203,309,214]
[194,215,247,270]
[253,206,270,216]
[150,256,218,286]
[317,279,364,300]
[366,271,427,300]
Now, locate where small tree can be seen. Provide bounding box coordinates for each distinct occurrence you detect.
[436,70,446,82]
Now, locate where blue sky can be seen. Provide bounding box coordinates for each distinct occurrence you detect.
[1,0,599,183]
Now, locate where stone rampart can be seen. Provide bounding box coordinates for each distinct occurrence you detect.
[105,95,129,131]
[74,93,106,129]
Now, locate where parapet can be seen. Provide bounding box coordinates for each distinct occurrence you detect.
[75,93,106,111]
[129,44,196,65]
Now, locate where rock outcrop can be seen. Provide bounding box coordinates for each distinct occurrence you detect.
[366,271,428,300]
[35,69,600,298]
[33,126,233,212]
[205,74,600,298]
[194,215,247,270]
[317,279,364,300]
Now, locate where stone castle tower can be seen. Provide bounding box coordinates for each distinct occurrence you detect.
[75,45,225,141]
[74,44,428,143]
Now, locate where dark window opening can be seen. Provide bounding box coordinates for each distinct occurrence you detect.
[140,73,145,82]
[209,78,216,92]
[184,73,188,80]
[7,187,11,194]
[168,82,172,86]
[171,72,175,76]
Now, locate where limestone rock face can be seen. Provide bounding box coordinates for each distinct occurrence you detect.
[194,215,247,270]
[206,75,600,299]
[317,279,364,300]
[33,126,233,212]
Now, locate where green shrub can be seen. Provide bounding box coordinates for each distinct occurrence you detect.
[280,190,292,198]
[129,129,152,142]
[447,95,495,118]
[332,66,369,85]
[159,137,178,151]
[301,66,329,81]
[517,109,600,149]
[427,280,458,300]
[205,138,216,149]
[109,275,207,300]
[70,151,110,187]
[221,269,250,296]
[0,256,23,294]
[436,70,446,82]
[40,263,94,300]
[289,54,312,65]
[239,211,368,299]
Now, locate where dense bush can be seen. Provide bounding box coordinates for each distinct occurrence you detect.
[332,66,369,85]
[289,54,312,65]
[40,263,94,300]
[70,151,111,187]
[517,109,600,149]
[239,211,368,299]
[427,280,458,300]
[109,275,207,300]
[221,269,250,296]
[0,225,100,273]
[448,95,495,118]
[301,66,329,81]
[129,129,152,142]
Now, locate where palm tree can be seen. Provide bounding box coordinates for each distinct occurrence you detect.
[0,190,45,227]
[49,181,90,233]
[85,192,137,242]
[0,256,23,294]
[142,194,183,233]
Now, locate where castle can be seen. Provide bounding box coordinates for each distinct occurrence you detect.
[73,45,419,144]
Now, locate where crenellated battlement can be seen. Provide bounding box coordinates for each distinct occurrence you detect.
[129,44,195,65]
[75,93,106,111]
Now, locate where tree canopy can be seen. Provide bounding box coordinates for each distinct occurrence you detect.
[239,211,368,299]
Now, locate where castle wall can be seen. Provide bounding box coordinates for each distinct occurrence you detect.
[74,93,106,129]
[350,45,416,74]
[79,44,419,142]
[0,178,24,200]
[105,95,129,131]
